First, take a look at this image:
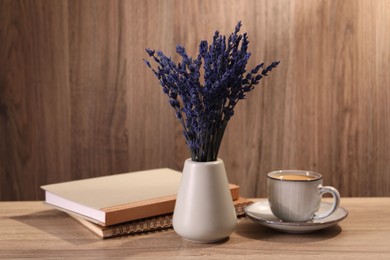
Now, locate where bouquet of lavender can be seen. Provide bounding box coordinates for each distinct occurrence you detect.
[144,22,279,162]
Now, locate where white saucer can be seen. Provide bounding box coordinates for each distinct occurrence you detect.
[244,199,348,233]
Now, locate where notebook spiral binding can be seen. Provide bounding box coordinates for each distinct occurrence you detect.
[112,215,172,237]
[110,201,253,238]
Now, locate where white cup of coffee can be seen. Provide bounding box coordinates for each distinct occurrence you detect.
[267,170,340,222]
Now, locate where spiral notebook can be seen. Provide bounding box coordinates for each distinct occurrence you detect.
[69,198,253,239]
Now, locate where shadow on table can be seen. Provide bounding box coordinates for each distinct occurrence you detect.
[11,209,97,245]
[235,218,342,243]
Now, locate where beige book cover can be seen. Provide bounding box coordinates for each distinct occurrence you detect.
[41,168,239,226]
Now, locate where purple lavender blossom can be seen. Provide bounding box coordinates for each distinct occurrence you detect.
[144,21,279,162]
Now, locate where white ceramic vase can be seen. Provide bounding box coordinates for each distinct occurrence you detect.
[172,158,237,243]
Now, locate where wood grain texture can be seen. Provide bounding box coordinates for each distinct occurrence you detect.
[0,0,389,200]
[1,199,390,259]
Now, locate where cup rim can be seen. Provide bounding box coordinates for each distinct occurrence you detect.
[267,170,323,182]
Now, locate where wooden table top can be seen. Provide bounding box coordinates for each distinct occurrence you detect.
[1,198,389,259]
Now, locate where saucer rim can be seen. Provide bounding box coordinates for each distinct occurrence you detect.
[244,199,349,227]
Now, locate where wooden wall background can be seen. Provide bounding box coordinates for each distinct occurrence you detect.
[1,0,389,200]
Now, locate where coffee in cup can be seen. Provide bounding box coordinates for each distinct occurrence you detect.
[267,170,340,222]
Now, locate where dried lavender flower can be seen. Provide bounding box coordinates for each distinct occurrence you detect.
[145,21,279,162]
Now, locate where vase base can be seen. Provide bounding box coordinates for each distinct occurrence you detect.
[183,236,230,244]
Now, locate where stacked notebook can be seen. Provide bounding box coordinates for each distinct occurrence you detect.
[41,168,252,239]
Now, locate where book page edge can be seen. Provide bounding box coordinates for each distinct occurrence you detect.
[45,191,105,224]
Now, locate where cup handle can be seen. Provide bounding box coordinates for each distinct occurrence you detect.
[313,185,340,220]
